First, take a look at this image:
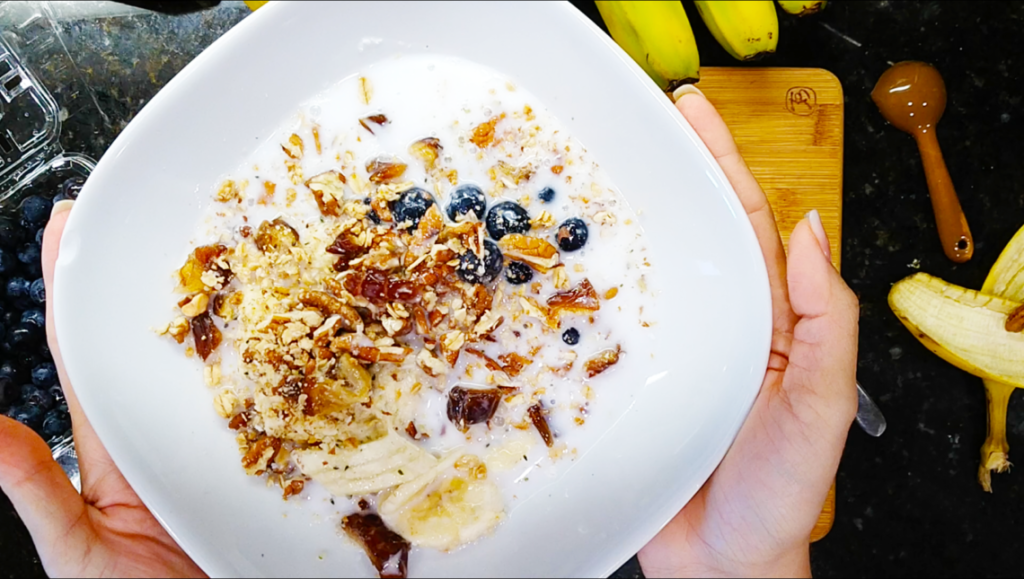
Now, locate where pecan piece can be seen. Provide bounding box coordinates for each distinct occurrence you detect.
[298,290,362,331]
[547,278,600,314]
[241,436,282,475]
[366,156,407,184]
[497,234,559,271]
[358,114,390,134]
[584,345,621,378]
[408,137,442,168]
[306,170,347,217]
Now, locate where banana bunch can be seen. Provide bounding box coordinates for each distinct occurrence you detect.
[596,1,826,92]
[889,224,1024,492]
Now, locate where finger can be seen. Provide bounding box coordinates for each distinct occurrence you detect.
[0,415,90,558]
[42,203,125,502]
[779,214,859,473]
[675,89,796,345]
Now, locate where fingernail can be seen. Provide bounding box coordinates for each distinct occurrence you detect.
[672,83,705,102]
[51,199,74,218]
[806,209,832,261]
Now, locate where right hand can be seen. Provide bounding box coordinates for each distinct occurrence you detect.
[0,201,205,578]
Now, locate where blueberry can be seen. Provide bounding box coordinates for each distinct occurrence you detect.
[446,184,487,222]
[0,247,15,275]
[31,362,57,387]
[0,217,25,249]
[8,404,43,430]
[555,218,589,252]
[389,187,434,229]
[504,261,533,285]
[0,376,16,410]
[538,187,555,203]
[29,278,44,304]
[35,227,45,245]
[6,276,30,300]
[48,384,64,402]
[18,243,42,276]
[40,408,71,439]
[562,327,580,345]
[456,240,503,284]
[0,362,21,382]
[23,385,54,411]
[8,322,43,350]
[485,201,530,240]
[20,195,52,224]
[60,176,85,200]
[21,308,44,328]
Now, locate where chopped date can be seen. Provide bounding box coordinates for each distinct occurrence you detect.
[342,513,410,579]
[584,345,621,378]
[447,386,502,432]
[528,403,554,447]
[227,412,249,431]
[190,312,222,361]
[326,232,365,261]
[178,244,232,293]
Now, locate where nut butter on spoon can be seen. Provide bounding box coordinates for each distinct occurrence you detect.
[872,61,973,263]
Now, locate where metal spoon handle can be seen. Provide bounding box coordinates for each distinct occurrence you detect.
[855,382,886,437]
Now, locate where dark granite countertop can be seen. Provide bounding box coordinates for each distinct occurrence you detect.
[3,1,1024,577]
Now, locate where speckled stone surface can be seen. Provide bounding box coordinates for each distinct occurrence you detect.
[3,1,1024,577]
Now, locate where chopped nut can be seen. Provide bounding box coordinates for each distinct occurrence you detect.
[167,316,190,344]
[306,170,347,217]
[366,156,407,184]
[552,266,570,290]
[213,388,236,417]
[498,352,530,377]
[472,310,504,336]
[215,179,242,203]
[242,436,282,475]
[179,245,233,293]
[282,480,304,501]
[255,218,300,254]
[530,211,555,229]
[551,165,564,175]
[180,293,210,318]
[547,278,600,314]
[584,345,622,378]
[282,133,304,159]
[498,234,559,271]
[408,137,442,168]
[470,116,501,148]
[358,114,389,134]
[417,349,447,377]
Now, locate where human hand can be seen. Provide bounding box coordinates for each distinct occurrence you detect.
[0,201,204,578]
[638,87,860,577]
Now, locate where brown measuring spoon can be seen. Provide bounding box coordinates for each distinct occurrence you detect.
[872,61,973,263]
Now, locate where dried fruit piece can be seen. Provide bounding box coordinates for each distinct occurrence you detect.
[178,244,232,293]
[498,233,559,272]
[304,353,372,415]
[255,218,299,254]
[326,232,366,263]
[367,157,407,184]
[408,137,441,168]
[447,386,502,432]
[342,513,410,579]
[547,278,600,313]
[191,312,222,361]
[528,404,554,447]
[306,170,347,217]
[470,116,501,148]
[359,114,390,134]
[584,345,621,378]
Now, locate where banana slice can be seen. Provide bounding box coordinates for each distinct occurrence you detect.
[379,452,505,551]
[889,273,1024,384]
[296,434,438,496]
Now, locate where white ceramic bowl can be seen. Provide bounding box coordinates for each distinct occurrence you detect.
[54,2,771,577]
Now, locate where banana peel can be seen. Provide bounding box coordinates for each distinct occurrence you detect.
[889,223,1024,491]
[776,0,827,16]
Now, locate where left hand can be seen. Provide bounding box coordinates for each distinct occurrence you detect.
[0,202,205,578]
[638,87,859,578]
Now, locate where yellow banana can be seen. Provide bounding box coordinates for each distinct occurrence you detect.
[776,0,827,16]
[595,0,700,91]
[694,0,779,61]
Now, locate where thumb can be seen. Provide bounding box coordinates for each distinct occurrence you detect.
[782,211,859,460]
[0,415,90,557]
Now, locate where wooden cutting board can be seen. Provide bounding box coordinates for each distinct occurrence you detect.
[696,68,844,542]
